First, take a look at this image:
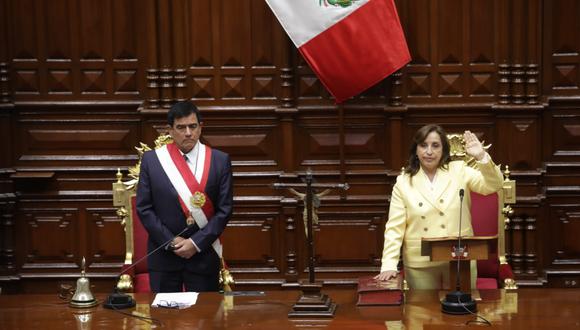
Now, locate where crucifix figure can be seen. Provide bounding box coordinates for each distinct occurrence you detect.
[287,187,331,237]
[272,169,349,318]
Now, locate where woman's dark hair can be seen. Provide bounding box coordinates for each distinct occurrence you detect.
[167,101,203,127]
[404,124,451,177]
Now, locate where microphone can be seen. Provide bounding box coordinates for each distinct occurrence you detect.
[441,188,477,315]
[456,189,464,291]
[103,224,194,309]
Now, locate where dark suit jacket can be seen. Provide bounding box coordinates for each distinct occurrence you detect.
[136,145,233,275]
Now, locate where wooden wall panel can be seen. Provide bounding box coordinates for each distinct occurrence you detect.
[549,205,580,265]
[2,0,580,292]
[470,0,495,65]
[11,0,38,61]
[14,112,141,166]
[314,214,383,266]
[438,0,462,66]
[188,0,281,106]
[496,116,541,170]
[18,208,79,269]
[44,0,72,62]
[221,211,281,274]
[9,0,145,101]
[549,112,580,159]
[403,0,500,103]
[544,0,580,96]
[544,201,580,288]
[86,207,126,269]
[405,0,430,65]
[204,126,279,169]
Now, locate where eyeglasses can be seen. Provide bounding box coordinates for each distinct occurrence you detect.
[157,300,180,309]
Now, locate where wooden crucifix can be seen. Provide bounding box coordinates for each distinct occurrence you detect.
[272,170,349,318]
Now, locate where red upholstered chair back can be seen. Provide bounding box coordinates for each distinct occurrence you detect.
[130,196,148,274]
[130,196,151,293]
[112,140,175,293]
[113,135,176,293]
[113,189,151,293]
[470,192,500,280]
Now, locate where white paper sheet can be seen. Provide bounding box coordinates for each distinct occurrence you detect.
[151,292,199,309]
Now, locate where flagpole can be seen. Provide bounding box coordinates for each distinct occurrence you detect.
[305,170,315,284]
[338,104,346,200]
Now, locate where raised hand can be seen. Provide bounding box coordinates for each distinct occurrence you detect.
[463,130,486,161]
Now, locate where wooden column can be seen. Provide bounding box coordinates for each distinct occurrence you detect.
[143,0,160,109]
[511,216,524,274]
[275,15,299,282]
[276,22,297,173]
[282,199,298,283]
[510,0,526,104]
[0,0,10,105]
[497,0,511,105]
[338,105,346,199]
[171,0,188,102]
[524,216,537,276]
[157,0,174,108]
[0,0,15,279]
[525,0,541,105]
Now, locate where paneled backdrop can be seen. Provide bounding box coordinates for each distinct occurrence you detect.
[1,0,580,293]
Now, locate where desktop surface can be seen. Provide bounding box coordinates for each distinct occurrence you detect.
[0,288,579,329]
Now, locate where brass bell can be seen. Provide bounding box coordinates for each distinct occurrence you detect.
[70,257,98,308]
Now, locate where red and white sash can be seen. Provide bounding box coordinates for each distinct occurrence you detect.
[155,142,222,257]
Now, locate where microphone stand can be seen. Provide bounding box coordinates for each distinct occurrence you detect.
[103,225,193,309]
[441,189,477,314]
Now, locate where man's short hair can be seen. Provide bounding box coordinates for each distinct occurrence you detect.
[167,101,203,126]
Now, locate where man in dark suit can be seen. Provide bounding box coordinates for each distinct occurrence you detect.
[136,101,233,292]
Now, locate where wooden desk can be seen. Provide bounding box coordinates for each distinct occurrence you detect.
[0,289,579,329]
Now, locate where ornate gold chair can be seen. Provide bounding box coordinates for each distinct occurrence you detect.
[447,134,517,289]
[113,135,233,292]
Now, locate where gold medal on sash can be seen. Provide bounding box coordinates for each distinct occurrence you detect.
[190,191,206,209]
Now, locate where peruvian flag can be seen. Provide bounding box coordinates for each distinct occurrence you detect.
[266,0,410,104]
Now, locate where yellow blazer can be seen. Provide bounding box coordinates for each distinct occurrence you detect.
[380,159,503,271]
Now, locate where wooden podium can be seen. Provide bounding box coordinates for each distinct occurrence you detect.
[421,236,497,292]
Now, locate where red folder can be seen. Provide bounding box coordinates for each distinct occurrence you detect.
[356,275,403,306]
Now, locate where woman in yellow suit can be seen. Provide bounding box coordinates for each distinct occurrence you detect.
[375,124,503,289]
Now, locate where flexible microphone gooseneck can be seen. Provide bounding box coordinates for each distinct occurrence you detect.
[455,188,464,291]
[441,188,477,315]
[103,224,195,309]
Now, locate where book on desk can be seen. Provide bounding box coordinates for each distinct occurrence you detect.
[356,275,403,306]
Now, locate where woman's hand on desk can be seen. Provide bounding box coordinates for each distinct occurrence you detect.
[374,270,398,281]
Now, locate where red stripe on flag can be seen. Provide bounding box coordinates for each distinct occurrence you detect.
[299,0,410,103]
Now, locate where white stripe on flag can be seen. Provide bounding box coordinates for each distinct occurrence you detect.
[265,0,369,47]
